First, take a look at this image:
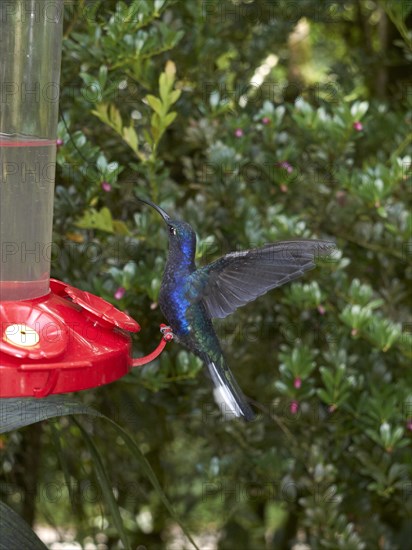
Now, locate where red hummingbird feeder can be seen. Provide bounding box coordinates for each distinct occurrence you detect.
[0,0,171,398]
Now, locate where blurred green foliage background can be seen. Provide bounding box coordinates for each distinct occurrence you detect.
[1,0,412,548]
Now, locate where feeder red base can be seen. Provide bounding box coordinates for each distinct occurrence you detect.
[0,279,143,398]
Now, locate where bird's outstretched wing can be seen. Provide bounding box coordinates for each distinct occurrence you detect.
[196,240,335,319]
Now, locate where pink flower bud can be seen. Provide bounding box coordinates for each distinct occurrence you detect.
[101,181,112,192]
[317,305,326,315]
[353,121,363,132]
[407,419,412,431]
[234,128,244,138]
[293,377,302,389]
[56,138,64,147]
[114,287,126,300]
[277,161,293,173]
[290,400,299,414]
[262,117,271,125]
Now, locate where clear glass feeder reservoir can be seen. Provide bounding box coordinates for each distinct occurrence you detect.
[0,1,170,398]
[0,0,63,300]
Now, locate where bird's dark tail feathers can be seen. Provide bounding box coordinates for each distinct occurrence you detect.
[200,353,255,422]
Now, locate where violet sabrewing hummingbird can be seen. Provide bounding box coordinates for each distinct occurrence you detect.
[140,198,334,422]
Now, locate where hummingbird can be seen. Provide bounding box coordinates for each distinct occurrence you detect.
[139,198,334,422]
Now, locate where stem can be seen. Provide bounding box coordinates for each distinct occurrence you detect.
[391,133,412,161]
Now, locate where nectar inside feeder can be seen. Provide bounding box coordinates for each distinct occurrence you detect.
[0,0,171,399]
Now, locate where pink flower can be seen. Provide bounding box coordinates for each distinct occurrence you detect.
[277,161,293,173]
[293,377,302,389]
[56,138,64,147]
[114,287,126,300]
[317,305,326,315]
[290,400,299,415]
[234,128,244,138]
[407,419,412,431]
[353,121,363,132]
[101,181,112,192]
[262,117,271,125]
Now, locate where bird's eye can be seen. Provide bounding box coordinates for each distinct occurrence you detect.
[169,226,176,236]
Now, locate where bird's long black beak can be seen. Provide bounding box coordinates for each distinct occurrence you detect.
[138,197,171,222]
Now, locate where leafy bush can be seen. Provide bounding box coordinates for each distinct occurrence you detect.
[1,1,411,548]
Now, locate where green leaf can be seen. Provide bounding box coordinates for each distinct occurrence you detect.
[154,0,166,11]
[49,423,75,511]
[278,345,316,378]
[0,397,101,433]
[284,281,324,309]
[159,73,172,104]
[122,125,139,153]
[168,89,181,105]
[91,103,109,124]
[74,419,131,550]
[210,90,220,108]
[380,422,391,446]
[146,94,164,116]
[75,207,114,233]
[151,112,161,131]
[320,366,335,392]
[96,153,108,172]
[99,64,108,87]
[274,381,289,395]
[0,500,48,550]
[109,104,123,133]
[112,219,132,235]
[350,101,369,119]
[159,61,177,101]
[80,72,97,88]
[0,397,199,550]
[367,299,385,310]
[164,111,177,127]
[318,388,333,405]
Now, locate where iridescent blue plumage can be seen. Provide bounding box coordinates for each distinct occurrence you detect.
[139,198,335,422]
[159,220,196,338]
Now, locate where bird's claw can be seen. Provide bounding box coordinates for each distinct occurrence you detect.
[160,324,174,342]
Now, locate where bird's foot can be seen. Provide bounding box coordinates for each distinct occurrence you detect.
[160,324,174,342]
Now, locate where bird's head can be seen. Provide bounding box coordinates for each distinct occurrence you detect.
[138,198,196,258]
